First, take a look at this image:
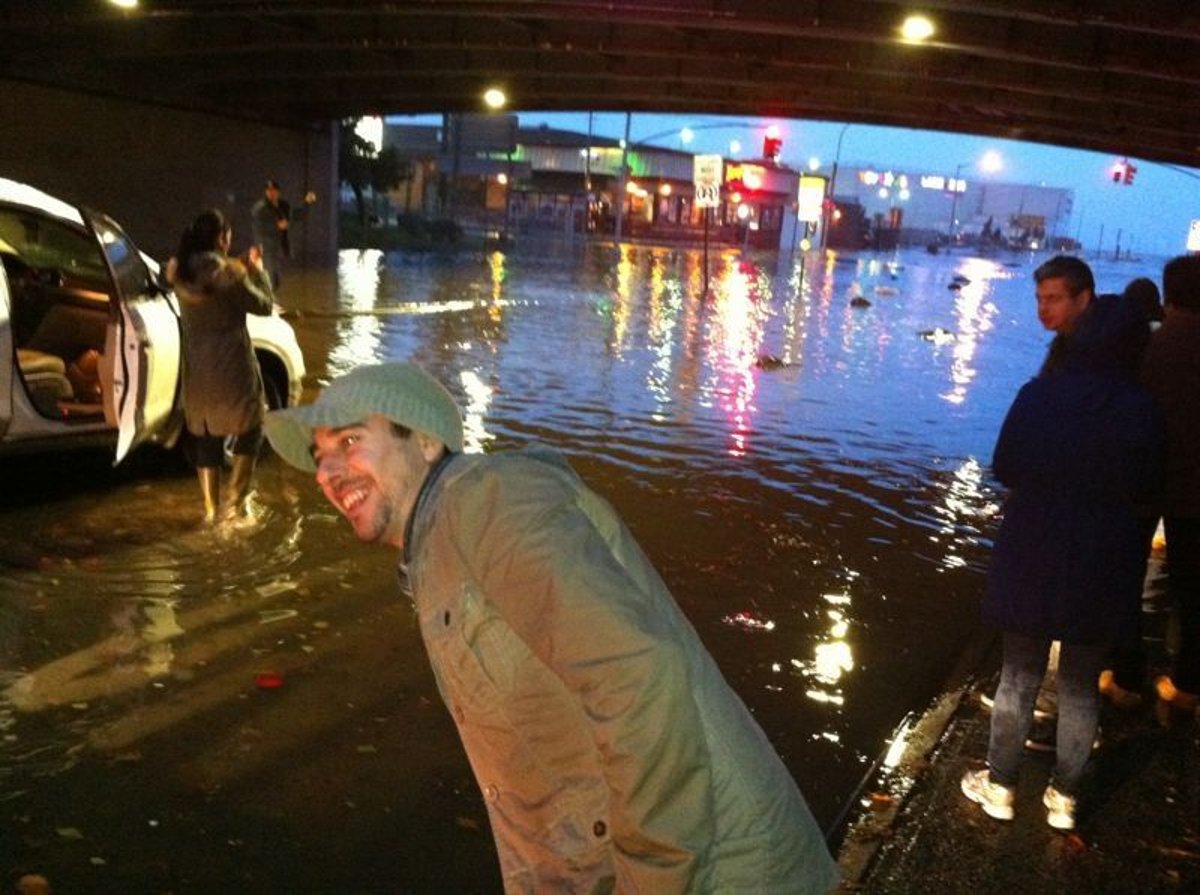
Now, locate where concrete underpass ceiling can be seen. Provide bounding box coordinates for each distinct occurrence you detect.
[5,0,1200,167]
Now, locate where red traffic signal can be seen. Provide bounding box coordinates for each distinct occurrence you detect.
[763,136,782,161]
[1111,163,1124,183]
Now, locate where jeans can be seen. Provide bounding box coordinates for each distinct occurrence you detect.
[1164,517,1200,693]
[988,632,1107,795]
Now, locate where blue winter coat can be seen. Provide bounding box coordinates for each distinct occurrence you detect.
[983,297,1162,645]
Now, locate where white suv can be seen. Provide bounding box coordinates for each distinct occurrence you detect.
[0,177,305,460]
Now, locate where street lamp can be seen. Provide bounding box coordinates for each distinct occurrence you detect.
[947,161,968,242]
[947,152,1002,243]
[819,122,851,251]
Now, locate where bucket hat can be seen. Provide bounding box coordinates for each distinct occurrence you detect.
[264,363,464,471]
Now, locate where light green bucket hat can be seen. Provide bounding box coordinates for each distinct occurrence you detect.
[264,362,464,472]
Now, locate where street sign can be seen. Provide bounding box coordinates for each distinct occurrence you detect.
[695,184,721,207]
[797,175,826,223]
[693,154,723,208]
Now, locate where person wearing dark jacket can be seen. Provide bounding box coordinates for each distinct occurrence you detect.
[250,178,315,290]
[168,209,275,523]
[1142,254,1200,719]
[961,295,1162,831]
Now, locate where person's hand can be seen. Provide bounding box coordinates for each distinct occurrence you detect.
[165,256,178,285]
[303,190,317,205]
[275,217,289,231]
[244,244,263,270]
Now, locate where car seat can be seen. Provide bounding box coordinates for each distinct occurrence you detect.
[16,347,74,417]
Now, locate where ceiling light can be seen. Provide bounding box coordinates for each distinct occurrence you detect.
[483,87,507,109]
[900,15,935,43]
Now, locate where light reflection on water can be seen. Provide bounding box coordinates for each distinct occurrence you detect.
[0,243,1167,872]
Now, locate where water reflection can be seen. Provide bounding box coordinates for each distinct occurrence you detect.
[330,249,385,378]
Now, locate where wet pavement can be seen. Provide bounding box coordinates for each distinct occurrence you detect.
[838,552,1200,894]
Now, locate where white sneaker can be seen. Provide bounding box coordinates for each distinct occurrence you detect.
[1043,785,1076,830]
[961,768,1015,821]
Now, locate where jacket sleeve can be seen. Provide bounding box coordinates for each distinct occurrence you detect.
[211,257,274,316]
[445,466,716,892]
[991,381,1038,488]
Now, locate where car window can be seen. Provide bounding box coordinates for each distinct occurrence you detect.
[0,206,112,295]
[89,213,153,300]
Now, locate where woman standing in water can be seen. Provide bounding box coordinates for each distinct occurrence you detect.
[168,208,274,523]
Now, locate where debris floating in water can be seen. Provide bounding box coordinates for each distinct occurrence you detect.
[919,328,957,344]
[722,611,776,633]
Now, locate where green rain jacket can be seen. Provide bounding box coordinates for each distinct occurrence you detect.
[403,448,838,894]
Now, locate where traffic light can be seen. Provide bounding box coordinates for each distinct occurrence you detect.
[763,135,782,161]
[1124,162,1137,185]
[1111,161,1126,183]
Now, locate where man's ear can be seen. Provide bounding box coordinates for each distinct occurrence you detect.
[414,432,446,464]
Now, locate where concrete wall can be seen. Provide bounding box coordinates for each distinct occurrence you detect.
[0,80,337,266]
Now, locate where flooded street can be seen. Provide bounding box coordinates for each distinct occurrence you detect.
[1,241,1162,892]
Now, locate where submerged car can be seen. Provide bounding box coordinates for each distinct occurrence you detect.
[0,177,305,460]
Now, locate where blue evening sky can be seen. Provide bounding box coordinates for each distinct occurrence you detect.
[393,110,1200,258]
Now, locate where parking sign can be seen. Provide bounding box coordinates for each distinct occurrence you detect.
[694,154,723,208]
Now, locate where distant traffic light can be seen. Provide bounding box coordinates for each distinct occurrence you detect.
[1111,163,1124,183]
[1124,162,1137,185]
[763,136,782,161]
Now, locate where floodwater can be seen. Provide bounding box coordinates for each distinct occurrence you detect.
[0,241,1163,892]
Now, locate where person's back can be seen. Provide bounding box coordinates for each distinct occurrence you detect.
[986,296,1160,642]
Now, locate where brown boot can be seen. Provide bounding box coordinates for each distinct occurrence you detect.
[1154,676,1199,727]
[224,453,256,520]
[197,466,220,523]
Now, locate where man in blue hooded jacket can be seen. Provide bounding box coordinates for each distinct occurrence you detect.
[962,275,1162,832]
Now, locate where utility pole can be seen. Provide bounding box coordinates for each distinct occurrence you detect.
[584,111,593,236]
[614,112,631,244]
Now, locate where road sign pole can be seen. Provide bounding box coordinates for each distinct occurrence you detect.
[693,154,723,301]
[703,207,710,297]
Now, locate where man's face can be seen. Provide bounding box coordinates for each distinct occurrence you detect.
[265,184,280,204]
[1036,275,1092,333]
[312,415,436,549]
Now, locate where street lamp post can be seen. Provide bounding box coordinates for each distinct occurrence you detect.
[819,123,850,252]
[947,162,967,243]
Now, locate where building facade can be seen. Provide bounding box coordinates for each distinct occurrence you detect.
[829,164,1074,250]
[383,118,806,250]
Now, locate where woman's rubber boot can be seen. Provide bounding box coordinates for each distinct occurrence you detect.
[197,467,220,524]
[224,453,256,522]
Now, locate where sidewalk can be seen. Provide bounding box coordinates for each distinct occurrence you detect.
[835,609,1200,893]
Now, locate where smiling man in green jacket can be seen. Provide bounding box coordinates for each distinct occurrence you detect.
[265,362,838,894]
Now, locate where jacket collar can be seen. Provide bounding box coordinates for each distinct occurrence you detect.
[402,449,456,567]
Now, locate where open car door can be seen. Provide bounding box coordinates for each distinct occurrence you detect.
[0,258,12,438]
[86,211,181,464]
